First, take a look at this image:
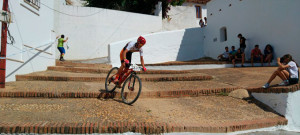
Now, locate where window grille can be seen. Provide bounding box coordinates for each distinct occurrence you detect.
[24,0,40,9]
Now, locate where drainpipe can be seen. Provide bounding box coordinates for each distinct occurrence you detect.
[0,0,9,88]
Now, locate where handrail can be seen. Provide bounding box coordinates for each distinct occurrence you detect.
[0,57,24,63]
[23,44,52,55]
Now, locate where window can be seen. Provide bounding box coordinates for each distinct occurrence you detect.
[220,27,227,42]
[24,0,40,9]
[195,5,201,18]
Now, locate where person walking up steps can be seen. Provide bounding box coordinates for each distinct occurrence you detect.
[57,35,68,61]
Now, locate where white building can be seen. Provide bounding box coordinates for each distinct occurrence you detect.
[163,0,209,31]
[0,0,56,82]
[203,0,300,62]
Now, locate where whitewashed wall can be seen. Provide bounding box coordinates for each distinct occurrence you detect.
[163,3,207,31]
[109,28,204,67]
[1,0,56,82]
[252,91,300,132]
[54,5,162,60]
[203,0,300,63]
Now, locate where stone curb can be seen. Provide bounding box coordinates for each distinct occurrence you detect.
[15,75,213,82]
[47,66,191,74]
[0,117,287,134]
[247,84,300,93]
[0,88,238,98]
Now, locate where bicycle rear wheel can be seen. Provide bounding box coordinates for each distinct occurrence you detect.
[121,74,142,105]
[105,67,119,92]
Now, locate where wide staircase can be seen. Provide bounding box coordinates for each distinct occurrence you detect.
[0,59,291,134]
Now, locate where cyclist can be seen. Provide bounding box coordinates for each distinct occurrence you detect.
[56,35,68,61]
[113,36,147,86]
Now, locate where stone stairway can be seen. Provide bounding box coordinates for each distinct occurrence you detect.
[0,60,292,134]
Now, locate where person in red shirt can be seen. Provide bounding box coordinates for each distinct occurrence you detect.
[251,44,263,66]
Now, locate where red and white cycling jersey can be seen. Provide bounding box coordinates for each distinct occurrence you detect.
[125,41,143,56]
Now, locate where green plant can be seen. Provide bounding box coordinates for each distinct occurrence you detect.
[219,92,229,96]
[84,0,185,19]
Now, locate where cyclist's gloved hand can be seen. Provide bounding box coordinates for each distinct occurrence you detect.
[124,59,129,64]
[142,67,147,71]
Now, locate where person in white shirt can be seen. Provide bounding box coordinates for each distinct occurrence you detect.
[262,54,299,88]
[217,46,230,61]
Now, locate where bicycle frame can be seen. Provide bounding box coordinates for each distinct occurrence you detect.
[117,68,135,85]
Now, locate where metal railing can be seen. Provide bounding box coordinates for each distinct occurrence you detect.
[24,0,40,9]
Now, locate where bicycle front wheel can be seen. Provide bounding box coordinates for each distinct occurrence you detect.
[121,74,142,105]
[105,67,119,92]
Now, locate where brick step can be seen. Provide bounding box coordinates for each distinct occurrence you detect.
[15,71,212,82]
[2,85,298,98]
[141,60,274,67]
[56,61,112,68]
[0,117,287,134]
[15,75,212,82]
[0,87,238,98]
[48,66,191,74]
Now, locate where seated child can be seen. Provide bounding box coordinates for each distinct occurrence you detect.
[217,46,230,61]
[251,44,263,67]
[232,48,245,67]
[264,44,274,66]
[229,46,237,61]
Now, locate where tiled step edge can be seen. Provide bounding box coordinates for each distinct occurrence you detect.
[0,88,238,98]
[15,75,213,82]
[0,117,287,134]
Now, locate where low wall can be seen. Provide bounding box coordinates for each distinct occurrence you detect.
[252,90,300,132]
[109,28,204,67]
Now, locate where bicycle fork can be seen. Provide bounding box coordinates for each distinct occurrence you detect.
[128,75,136,91]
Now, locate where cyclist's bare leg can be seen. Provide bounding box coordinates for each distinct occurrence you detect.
[114,62,125,82]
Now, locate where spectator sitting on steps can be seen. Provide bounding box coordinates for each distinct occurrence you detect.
[232,48,245,67]
[229,46,237,61]
[264,44,274,66]
[217,46,230,61]
[262,54,299,88]
[251,44,264,67]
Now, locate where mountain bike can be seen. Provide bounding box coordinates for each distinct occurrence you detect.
[105,64,143,105]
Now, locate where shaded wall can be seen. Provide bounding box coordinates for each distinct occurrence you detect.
[203,0,300,63]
